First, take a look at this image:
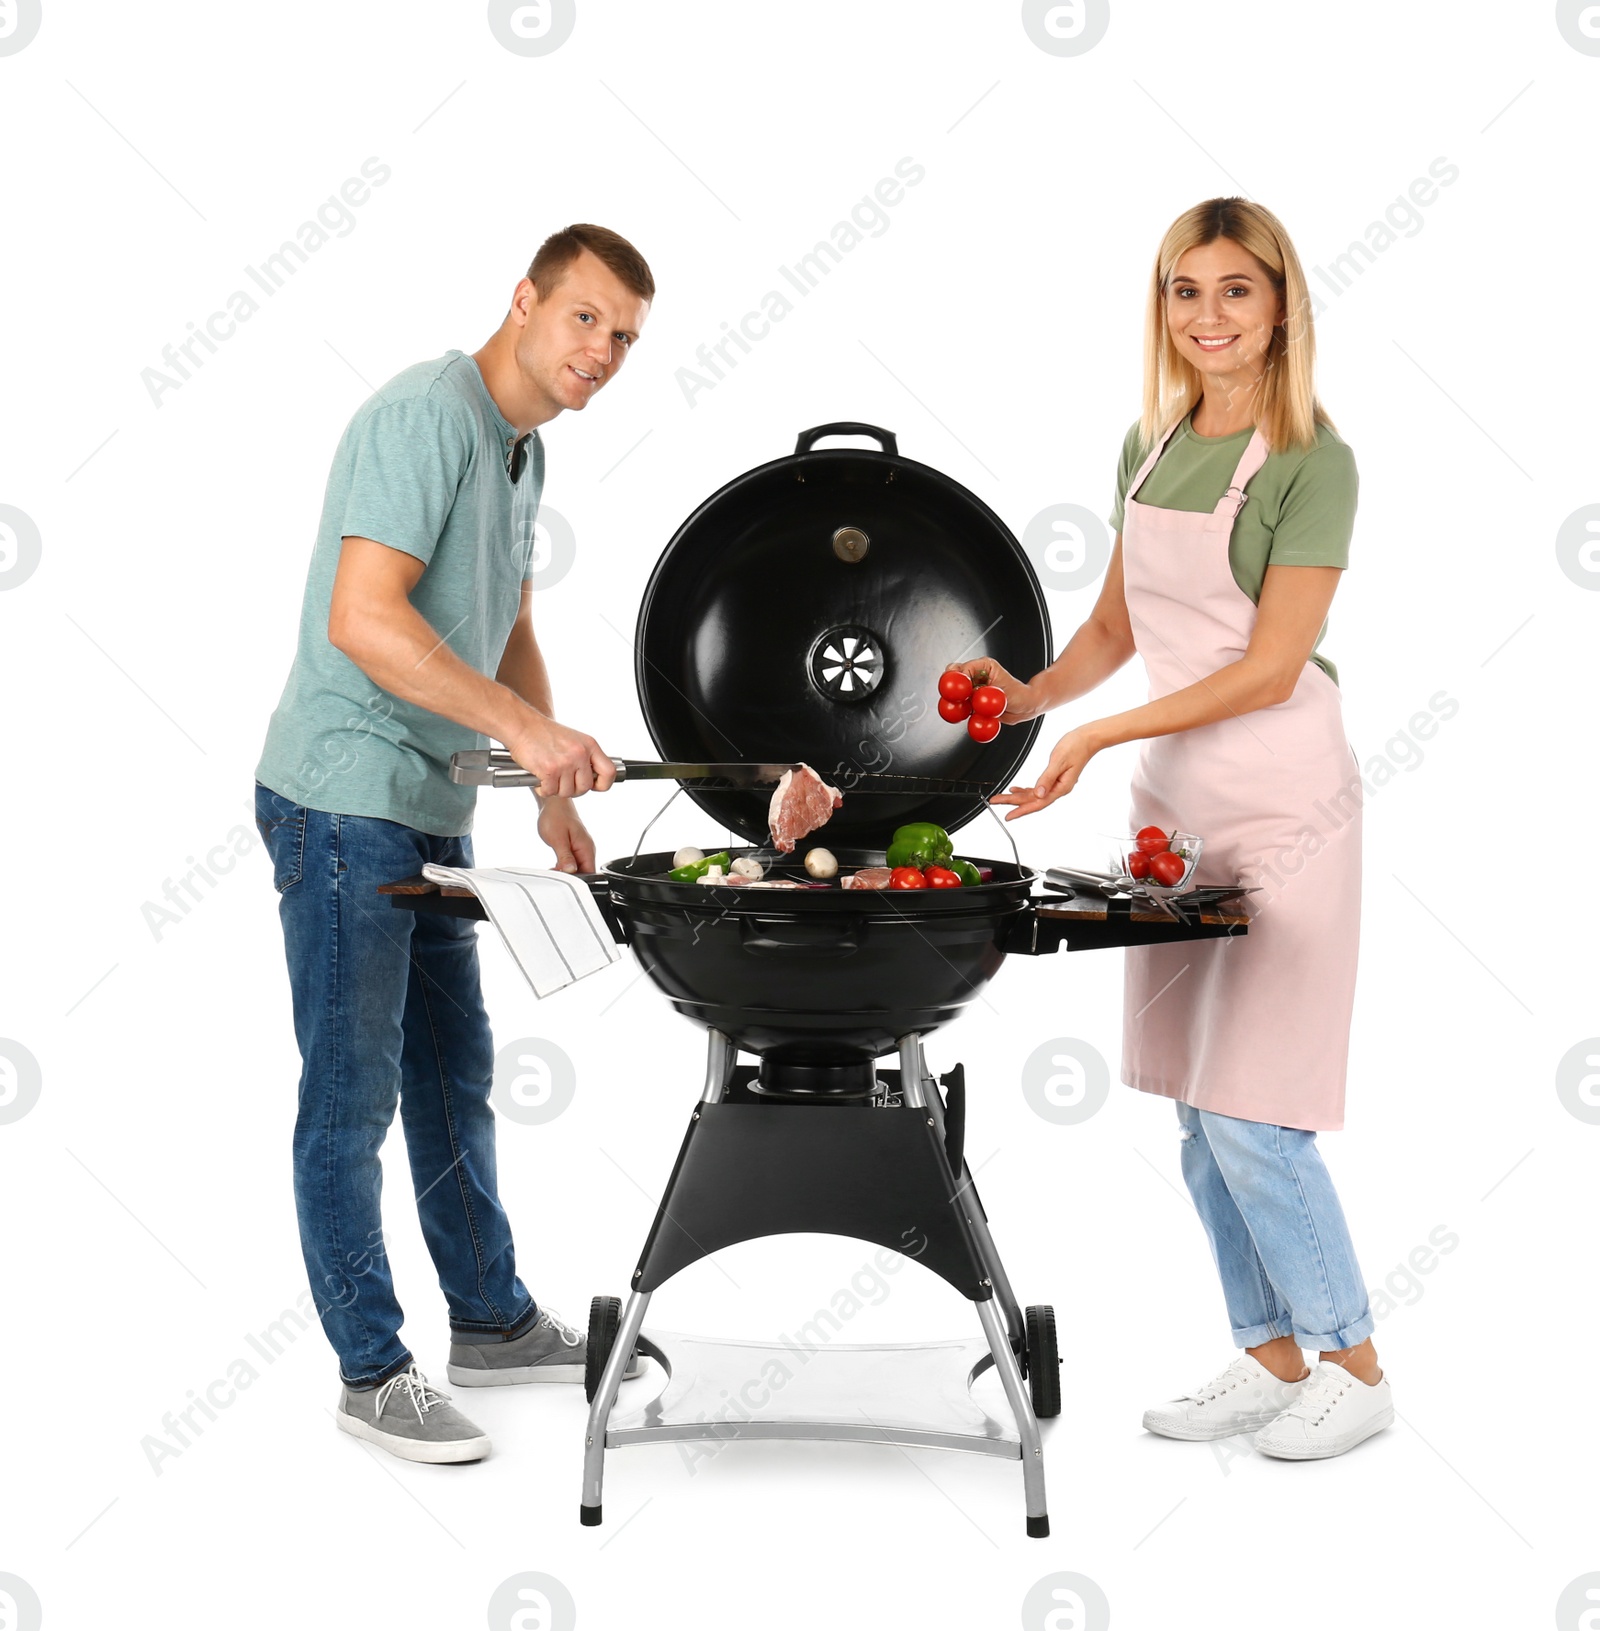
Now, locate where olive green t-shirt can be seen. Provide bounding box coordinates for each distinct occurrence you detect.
[1108,410,1357,684]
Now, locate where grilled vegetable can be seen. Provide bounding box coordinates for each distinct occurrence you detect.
[672,845,705,869]
[923,865,963,889]
[730,857,765,879]
[889,866,929,890]
[804,848,839,879]
[948,858,983,888]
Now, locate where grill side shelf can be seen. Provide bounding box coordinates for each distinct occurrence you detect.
[378,875,487,921]
[378,874,628,943]
[1007,891,1249,955]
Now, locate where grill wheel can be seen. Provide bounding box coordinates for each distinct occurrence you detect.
[1025,1304,1061,1419]
[585,1295,623,1403]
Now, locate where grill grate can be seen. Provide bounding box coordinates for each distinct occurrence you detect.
[826,772,1003,796]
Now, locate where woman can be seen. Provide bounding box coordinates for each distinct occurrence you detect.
[958,198,1389,1460]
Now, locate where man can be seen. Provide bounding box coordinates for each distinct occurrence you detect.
[253,225,653,1463]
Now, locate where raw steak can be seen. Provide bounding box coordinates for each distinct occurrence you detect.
[843,867,894,890]
[767,764,843,853]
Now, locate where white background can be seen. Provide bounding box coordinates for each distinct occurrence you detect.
[1,2,1594,1628]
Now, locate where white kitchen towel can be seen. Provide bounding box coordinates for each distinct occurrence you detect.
[421,864,622,998]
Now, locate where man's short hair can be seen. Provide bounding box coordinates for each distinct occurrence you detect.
[527,224,655,303]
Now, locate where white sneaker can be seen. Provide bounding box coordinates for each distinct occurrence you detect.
[1253,1360,1393,1460]
[1143,1353,1308,1441]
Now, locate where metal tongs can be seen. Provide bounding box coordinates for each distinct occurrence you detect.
[450,749,801,791]
[1042,865,1259,923]
[451,749,1003,796]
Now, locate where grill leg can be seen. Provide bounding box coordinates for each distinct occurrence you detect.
[917,1044,1025,1349]
[702,1028,734,1104]
[896,1034,926,1108]
[580,1289,652,1526]
[976,1295,1049,1538]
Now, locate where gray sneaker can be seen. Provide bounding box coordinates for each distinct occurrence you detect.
[336,1365,491,1464]
[447,1305,642,1388]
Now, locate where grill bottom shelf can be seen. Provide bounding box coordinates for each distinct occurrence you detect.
[607,1331,1019,1459]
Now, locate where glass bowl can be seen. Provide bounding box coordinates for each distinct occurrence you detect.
[1113,830,1204,895]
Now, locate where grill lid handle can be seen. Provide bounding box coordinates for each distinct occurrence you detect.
[793,422,898,457]
[739,914,865,958]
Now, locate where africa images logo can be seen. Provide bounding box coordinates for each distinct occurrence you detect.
[0,0,42,55]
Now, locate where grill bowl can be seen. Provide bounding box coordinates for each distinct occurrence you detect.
[603,848,1036,1065]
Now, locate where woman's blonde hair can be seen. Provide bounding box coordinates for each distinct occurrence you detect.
[1141,198,1332,452]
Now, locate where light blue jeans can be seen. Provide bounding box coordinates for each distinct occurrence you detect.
[1176,1101,1374,1352]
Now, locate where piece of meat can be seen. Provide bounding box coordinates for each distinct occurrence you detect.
[843,867,894,890]
[767,763,843,854]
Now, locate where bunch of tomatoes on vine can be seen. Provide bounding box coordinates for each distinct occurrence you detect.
[936,669,1006,742]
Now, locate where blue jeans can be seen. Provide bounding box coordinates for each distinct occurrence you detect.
[254,784,536,1387]
[1175,1101,1374,1352]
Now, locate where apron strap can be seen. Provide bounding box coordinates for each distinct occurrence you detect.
[1208,428,1272,528]
[1124,416,1186,510]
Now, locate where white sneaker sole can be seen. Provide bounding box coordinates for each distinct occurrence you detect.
[446,1358,642,1388]
[336,1409,490,1464]
[1143,1409,1285,1442]
[1253,1406,1394,1460]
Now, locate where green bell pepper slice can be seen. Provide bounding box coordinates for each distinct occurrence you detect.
[668,850,731,882]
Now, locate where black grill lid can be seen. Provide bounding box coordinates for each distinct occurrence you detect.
[634,424,1051,848]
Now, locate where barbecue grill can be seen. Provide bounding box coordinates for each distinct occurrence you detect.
[382,424,1247,1537]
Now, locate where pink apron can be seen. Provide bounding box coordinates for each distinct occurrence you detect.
[1119,421,1362,1132]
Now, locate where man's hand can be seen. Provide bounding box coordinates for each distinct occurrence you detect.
[537,795,597,873]
[504,715,617,798]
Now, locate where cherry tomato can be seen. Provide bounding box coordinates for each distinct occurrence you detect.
[923,865,963,889]
[937,695,973,723]
[970,685,1006,719]
[1126,850,1150,880]
[889,866,928,890]
[937,670,974,703]
[1149,850,1187,887]
[966,715,1001,743]
[1134,825,1170,856]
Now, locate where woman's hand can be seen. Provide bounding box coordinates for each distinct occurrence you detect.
[537,795,597,873]
[989,725,1100,820]
[946,656,1045,725]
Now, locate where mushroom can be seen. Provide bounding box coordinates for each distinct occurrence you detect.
[804,847,839,880]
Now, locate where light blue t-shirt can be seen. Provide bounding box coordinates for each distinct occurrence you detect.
[256,351,543,836]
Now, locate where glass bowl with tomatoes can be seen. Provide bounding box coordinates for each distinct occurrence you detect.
[1114,827,1204,895]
